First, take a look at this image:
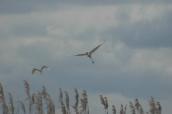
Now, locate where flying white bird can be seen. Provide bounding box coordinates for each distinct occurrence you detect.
[75,42,104,63]
[32,65,48,75]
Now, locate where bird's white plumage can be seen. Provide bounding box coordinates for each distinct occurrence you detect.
[32,65,48,75]
[75,42,104,63]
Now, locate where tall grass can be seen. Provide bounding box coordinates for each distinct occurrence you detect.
[0,81,162,114]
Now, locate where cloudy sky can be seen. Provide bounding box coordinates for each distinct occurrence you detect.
[0,0,172,113]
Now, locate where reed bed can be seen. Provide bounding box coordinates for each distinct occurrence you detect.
[0,81,162,114]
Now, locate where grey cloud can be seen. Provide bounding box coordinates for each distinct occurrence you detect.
[104,10,172,48]
[121,23,172,48]
[11,24,47,37]
[0,0,172,14]
[0,1,33,14]
[0,0,60,14]
[69,69,172,99]
[17,43,54,66]
[0,23,48,38]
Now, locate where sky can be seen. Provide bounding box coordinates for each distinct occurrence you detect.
[0,0,172,114]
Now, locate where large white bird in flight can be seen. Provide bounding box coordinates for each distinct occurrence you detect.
[32,65,48,75]
[75,42,104,63]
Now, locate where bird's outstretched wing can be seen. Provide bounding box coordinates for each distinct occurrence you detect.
[89,43,104,54]
[41,65,48,71]
[32,68,41,75]
[75,53,87,56]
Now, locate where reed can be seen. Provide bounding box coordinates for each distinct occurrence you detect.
[79,90,89,114]
[100,95,108,114]
[0,81,162,114]
[112,105,116,114]
[73,88,79,114]
[64,91,70,114]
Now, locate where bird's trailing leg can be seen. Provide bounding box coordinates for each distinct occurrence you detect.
[89,57,95,64]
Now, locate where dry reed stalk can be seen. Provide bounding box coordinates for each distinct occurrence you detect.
[112,105,116,114]
[156,102,161,114]
[47,97,55,114]
[80,90,89,114]
[64,91,70,114]
[124,105,127,114]
[129,101,136,114]
[73,88,79,114]
[0,82,9,114]
[139,105,144,114]
[59,88,64,105]
[36,92,44,114]
[61,101,67,114]
[42,86,49,100]
[104,96,108,114]
[19,101,26,114]
[99,95,108,114]
[2,102,9,114]
[41,85,55,114]
[59,88,67,114]
[100,95,105,107]
[120,104,124,114]
[0,84,4,99]
[0,82,5,103]
[8,93,14,114]
[149,97,156,114]
[104,97,109,114]
[135,98,145,114]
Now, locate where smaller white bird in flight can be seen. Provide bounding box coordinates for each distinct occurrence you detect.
[75,42,104,63]
[32,65,48,75]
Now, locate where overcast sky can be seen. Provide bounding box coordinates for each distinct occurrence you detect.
[0,0,172,114]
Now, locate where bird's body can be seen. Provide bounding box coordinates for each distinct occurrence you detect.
[32,68,41,75]
[32,65,48,75]
[75,43,104,63]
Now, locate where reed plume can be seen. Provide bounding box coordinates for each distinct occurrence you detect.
[112,105,116,114]
[135,98,140,111]
[23,80,31,99]
[149,97,156,114]
[129,101,136,114]
[73,88,79,114]
[23,80,32,114]
[99,95,108,114]
[149,97,162,114]
[0,82,9,114]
